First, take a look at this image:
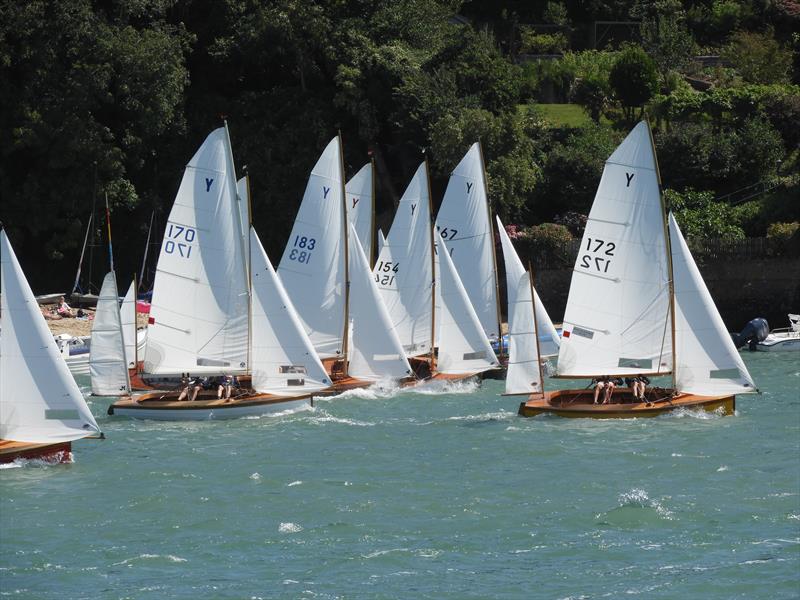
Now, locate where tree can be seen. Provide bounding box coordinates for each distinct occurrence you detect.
[609,45,659,123]
[722,29,793,85]
[631,0,695,92]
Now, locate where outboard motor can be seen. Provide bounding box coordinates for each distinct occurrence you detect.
[731,318,769,351]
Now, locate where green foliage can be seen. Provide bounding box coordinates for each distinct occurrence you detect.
[766,222,800,240]
[516,222,574,266]
[632,0,695,90]
[519,30,569,54]
[543,2,570,26]
[722,30,793,85]
[665,188,746,240]
[609,45,659,122]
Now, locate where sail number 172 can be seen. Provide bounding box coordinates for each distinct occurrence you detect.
[579,237,615,273]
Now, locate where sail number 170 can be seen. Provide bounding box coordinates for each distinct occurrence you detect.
[164,224,196,258]
[579,237,615,273]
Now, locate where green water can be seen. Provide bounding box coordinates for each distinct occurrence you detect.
[1,352,798,599]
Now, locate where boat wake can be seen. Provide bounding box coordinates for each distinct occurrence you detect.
[665,406,730,420]
[412,378,481,395]
[0,451,73,469]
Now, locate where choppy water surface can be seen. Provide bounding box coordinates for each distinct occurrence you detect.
[2,353,798,599]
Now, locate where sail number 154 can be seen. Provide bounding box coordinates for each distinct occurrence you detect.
[579,237,615,273]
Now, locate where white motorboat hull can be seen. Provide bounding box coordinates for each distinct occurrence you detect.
[109,396,311,420]
[755,334,800,352]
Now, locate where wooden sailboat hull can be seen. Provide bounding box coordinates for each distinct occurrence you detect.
[108,391,311,420]
[518,388,735,419]
[0,440,73,464]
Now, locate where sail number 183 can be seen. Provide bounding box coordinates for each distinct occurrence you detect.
[289,235,316,264]
[579,237,615,273]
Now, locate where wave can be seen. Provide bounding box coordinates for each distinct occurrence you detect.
[278,522,303,533]
[0,451,73,469]
[596,488,675,526]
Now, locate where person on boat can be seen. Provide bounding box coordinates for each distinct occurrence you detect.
[217,374,239,402]
[592,377,609,404]
[177,373,192,401]
[57,296,75,317]
[633,375,650,402]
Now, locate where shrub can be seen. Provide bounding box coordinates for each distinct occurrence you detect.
[517,223,574,267]
[609,45,659,122]
[665,188,746,240]
[767,221,800,239]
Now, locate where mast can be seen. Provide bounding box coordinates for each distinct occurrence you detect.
[133,272,139,373]
[338,132,351,375]
[646,120,677,391]
[477,140,504,358]
[72,212,93,294]
[528,262,545,397]
[424,155,437,373]
[223,119,251,371]
[369,155,377,267]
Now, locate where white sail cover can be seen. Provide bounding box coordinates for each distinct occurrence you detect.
[496,217,561,358]
[436,232,500,375]
[90,272,130,396]
[345,162,374,263]
[669,214,755,395]
[557,122,672,377]
[435,143,499,339]
[505,272,543,394]
[250,228,331,396]
[145,128,249,374]
[374,163,433,357]
[278,138,346,359]
[0,231,100,443]
[120,280,137,369]
[347,225,413,381]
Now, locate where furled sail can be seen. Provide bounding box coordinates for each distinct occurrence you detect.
[435,143,499,339]
[90,272,130,396]
[669,214,756,395]
[120,280,137,369]
[374,163,433,357]
[345,162,374,264]
[496,217,561,358]
[348,224,413,381]
[278,138,346,359]
[144,127,250,374]
[436,232,500,375]
[250,228,331,395]
[557,122,672,377]
[0,231,101,443]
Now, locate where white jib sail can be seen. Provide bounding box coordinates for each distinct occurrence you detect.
[250,228,331,396]
[374,163,433,357]
[557,121,672,377]
[144,127,249,374]
[0,231,100,443]
[345,162,374,263]
[348,224,413,381]
[120,280,137,369]
[435,143,499,339]
[377,229,386,257]
[236,176,251,276]
[496,217,561,358]
[436,231,500,375]
[278,138,346,359]
[669,214,756,395]
[90,272,130,396]
[505,272,543,395]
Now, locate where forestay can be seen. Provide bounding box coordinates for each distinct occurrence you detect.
[348,225,413,381]
[278,138,346,359]
[0,231,101,443]
[557,122,672,377]
[120,280,137,369]
[345,162,374,264]
[436,232,499,375]
[250,228,331,395]
[670,214,756,395]
[90,272,130,396]
[374,163,433,357]
[435,143,499,339]
[145,127,249,374]
[496,216,561,358]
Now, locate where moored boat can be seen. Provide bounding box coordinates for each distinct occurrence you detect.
[514,122,756,418]
[755,314,800,352]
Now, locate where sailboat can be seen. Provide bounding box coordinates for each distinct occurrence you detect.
[90,272,131,396]
[278,137,414,392]
[0,230,103,463]
[374,160,500,381]
[517,122,756,418]
[110,125,325,419]
[345,160,376,265]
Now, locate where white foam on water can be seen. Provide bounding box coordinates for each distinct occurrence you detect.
[241,403,313,419]
[667,406,727,420]
[287,480,302,487]
[717,465,729,472]
[308,414,375,427]
[0,451,73,469]
[446,410,515,423]
[278,522,303,533]
[412,378,481,395]
[112,554,187,566]
[616,488,674,520]
[250,472,261,481]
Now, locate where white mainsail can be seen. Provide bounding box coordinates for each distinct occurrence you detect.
[377,228,386,257]
[347,225,413,381]
[435,143,500,339]
[374,163,433,357]
[278,137,346,359]
[557,122,672,377]
[496,216,561,358]
[345,162,374,264]
[144,127,250,374]
[436,232,499,375]
[0,231,101,443]
[90,271,130,396]
[120,280,137,369]
[249,228,331,396]
[669,214,756,395]
[505,272,543,394]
